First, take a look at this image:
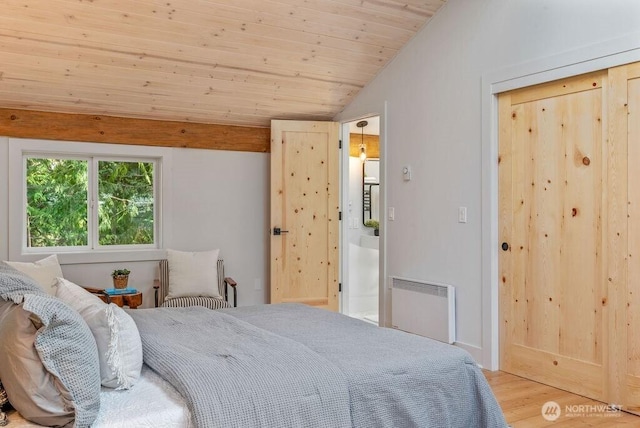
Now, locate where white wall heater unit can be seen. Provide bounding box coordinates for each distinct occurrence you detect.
[391,277,455,344]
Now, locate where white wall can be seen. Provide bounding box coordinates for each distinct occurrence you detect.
[0,138,269,307]
[335,0,640,366]
[347,157,364,245]
[167,148,269,306]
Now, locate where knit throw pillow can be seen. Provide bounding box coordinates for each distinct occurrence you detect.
[0,380,9,410]
[0,378,9,427]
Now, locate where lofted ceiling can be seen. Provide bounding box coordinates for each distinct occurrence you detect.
[1,0,446,129]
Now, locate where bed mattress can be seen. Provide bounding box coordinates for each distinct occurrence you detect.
[5,365,191,427]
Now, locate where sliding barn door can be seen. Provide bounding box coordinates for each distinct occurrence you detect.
[270,120,340,311]
[499,71,609,401]
[500,63,640,412]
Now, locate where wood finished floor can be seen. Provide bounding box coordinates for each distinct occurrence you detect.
[484,371,640,427]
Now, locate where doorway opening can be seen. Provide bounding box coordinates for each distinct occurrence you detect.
[341,116,380,324]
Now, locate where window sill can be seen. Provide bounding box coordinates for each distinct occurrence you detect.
[12,249,167,265]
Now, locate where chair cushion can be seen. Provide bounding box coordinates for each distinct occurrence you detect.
[166,249,222,300]
[3,255,63,296]
[161,296,230,310]
[54,278,143,390]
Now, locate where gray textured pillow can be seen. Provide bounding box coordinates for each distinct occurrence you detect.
[0,294,101,427]
[54,278,143,389]
[0,262,46,303]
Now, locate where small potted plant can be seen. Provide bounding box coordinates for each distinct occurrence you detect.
[364,219,380,236]
[111,269,131,289]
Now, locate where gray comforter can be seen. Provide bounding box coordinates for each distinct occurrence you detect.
[130,304,507,428]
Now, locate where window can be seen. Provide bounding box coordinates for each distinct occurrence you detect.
[24,155,157,251]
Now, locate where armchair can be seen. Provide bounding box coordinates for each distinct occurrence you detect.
[153,259,237,309]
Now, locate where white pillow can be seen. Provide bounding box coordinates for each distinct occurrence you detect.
[166,249,221,300]
[53,278,142,390]
[4,255,63,295]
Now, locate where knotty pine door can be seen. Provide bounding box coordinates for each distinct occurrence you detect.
[270,120,340,311]
[499,63,640,412]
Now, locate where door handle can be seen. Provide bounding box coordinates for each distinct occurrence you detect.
[273,227,289,236]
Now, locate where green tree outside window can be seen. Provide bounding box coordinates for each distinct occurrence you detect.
[26,157,156,249]
[98,161,154,246]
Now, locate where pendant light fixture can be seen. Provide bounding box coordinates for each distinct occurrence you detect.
[357,120,368,162]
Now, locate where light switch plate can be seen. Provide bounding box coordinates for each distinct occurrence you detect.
[458,207,467,223]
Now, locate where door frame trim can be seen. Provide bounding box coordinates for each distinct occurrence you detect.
[337,104,388,326]
[481,32,640,370]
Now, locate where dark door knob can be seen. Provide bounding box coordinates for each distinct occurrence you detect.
[501,242,509,251]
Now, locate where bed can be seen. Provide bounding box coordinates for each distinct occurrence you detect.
[6,366,192,427]
[0,262,507,427]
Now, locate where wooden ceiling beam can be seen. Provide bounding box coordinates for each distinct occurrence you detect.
[0,109,270,153]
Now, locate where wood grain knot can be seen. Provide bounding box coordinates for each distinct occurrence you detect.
[9,115,17,120]
[602,297,607,306]
[582,156,591,166]
[571,208,578,217]
[553,361,558,366]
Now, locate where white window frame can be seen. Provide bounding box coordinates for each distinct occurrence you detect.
[9,138,172,264]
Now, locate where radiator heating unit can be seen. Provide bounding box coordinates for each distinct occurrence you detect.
[391,277,455,344]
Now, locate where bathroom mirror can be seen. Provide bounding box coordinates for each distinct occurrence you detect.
[362,159,380,226]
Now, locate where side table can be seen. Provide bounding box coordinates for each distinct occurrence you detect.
[84,287,143,309]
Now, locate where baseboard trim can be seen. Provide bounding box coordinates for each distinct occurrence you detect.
[454,341,484,367]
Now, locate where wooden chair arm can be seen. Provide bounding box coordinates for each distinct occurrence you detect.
[153,279,160,307]
[224,277,238,307]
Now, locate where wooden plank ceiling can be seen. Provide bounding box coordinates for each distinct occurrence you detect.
[0,0,446,129]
